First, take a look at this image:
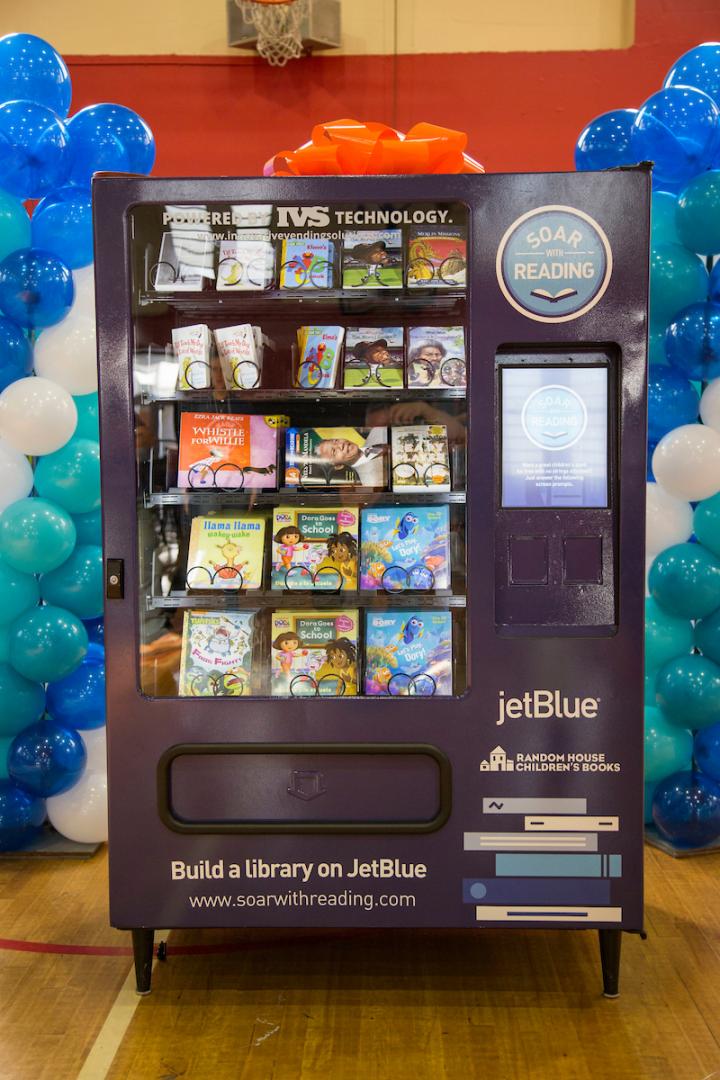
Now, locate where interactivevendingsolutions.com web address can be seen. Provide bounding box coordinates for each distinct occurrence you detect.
[189,891,417,912]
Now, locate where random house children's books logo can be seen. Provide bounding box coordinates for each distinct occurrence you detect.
[496,205,613,323]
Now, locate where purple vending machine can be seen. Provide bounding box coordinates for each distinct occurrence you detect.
[93,168,649,995]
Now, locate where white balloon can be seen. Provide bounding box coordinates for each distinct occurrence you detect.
[646,482,694,556]
[652,424,720,501]
[0,376,77,456]
[72,266,96,320]
[700,379,720,432]
[80,725,106,773]
[0,437,33,512]
[34,313,97,395]
[47,768,108,844]
[645,554,653,598]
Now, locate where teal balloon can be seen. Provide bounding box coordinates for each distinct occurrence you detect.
[645,780,658,825]
[645,597,694,669]
[0,662,45,735]
[645,705,694,782]
[695,606,720,665]
[0,625,9,662]
[649,542,720,618]
[649,327,669,366]
[40,545,103,620]
[651,192,681,247]
[0,558,39,626]
[694,492,720,557]
[0,497,76,574]
[656,654,720,729]
[72,509,102,547]
[676,170,720,255]
[73,393,99,440]
[0,736,11,780]
[34,438,100,515]
[645,669,658,705]
[650,243,709,332]
[0,190,30,263]
[9,605,88,683]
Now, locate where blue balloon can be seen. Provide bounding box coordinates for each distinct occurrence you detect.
[73,392,99,441]
[66,103,155,189]
[666,302,720,380]
[651,191,681,247]
[0,662,45,737]
[649,542,720,618]
[34,438,101,514]
[649,243,708,333]
[0,248,73,329]
[664,43,720,107]
[47,642,105,730]
[656,654,720,729]
[0,497,76,575]
[8,718,86,797]
[83,616,104,645]
[645,706,693,783]
[711,259,720,303]
[40,544,103,620]
[0,315,32,391]
[631,86,720,192]
[0,100,70,200]
[653,769,720,849]
[72,509,102,547]
[0,189,30,264]
[31,187,93,270]
[0,779,45,851]
[9,605,88,683]
[0,557,39,626]
[647,366,699,441]
[695,721,720,784]
[0,33,71,117]
[575,109,637,171]
[645,780,658,825]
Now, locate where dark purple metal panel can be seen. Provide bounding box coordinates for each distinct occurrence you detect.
[93,170,649,932]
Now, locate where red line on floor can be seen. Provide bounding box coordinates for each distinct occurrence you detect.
[0,929,363,957]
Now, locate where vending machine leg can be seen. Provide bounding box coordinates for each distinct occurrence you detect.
[131,928,155,995]
[598,928,622,998]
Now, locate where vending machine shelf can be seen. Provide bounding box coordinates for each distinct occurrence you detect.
[144,489,468,509]
[147,590,467,611]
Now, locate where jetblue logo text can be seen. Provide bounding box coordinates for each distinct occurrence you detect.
[497,689,599,726]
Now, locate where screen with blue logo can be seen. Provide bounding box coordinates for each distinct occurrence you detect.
[501,366,608,508]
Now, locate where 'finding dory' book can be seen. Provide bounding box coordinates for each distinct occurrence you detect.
[359,505,450,590]
[179,610,256,696]
[364,611,453,696]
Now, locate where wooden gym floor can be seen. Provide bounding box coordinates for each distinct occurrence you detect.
[0,845,719,1080]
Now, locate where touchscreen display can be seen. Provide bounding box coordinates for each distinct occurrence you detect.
[501,366,608,508]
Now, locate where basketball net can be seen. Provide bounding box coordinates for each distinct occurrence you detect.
[237,0,309,66]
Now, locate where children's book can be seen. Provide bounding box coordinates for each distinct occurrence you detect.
[364,610,453,696]
[343,327,404,389]
[279,238,335,290]
[172,324,212,390]
[179,610,256,696]
[295,326,344,389]
[177,412,278,490]
[341,229,403,289]
[407,326,466,389]
[271,610,359,697]
[360,505,451,591]
[284,426,388,488]
[391,425,451,493]
[406,226,467,289]
[213,325,263,390]
[185,514,266,590]
[271,507,359,591]
[153,225,216,292]
[216,231,274,291]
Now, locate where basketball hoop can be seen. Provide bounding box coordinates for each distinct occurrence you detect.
[235,0,309,66]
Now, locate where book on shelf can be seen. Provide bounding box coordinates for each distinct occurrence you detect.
[216,231,274,291]
[185,514,266,590]
[153,218,217,292]
[171,324,212,390]
[406,226,467,289]
[179,610,257,696]
[271,609,359,697]
[360,505,451,590]
[391,425,451,493]
[284,426,388,488]
[343,327,404,389]
[279,238,335,290]
[407,326,467,389]
[364,610,453,696]
[213,324,264,390]
[295,326,344,389]
[271,506,359,591]
[177,412,278,490]
[341,229,403,289]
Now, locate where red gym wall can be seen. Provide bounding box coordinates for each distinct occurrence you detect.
[66,0,719,175]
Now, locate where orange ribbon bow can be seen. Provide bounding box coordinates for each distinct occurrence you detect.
[264,118,484,176]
